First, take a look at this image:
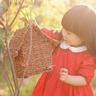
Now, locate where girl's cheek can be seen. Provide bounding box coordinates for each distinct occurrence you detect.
[62,30,68,36]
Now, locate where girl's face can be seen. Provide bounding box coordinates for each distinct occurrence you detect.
[62,28,83,46]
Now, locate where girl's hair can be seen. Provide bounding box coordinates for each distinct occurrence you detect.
[61,5,96,56]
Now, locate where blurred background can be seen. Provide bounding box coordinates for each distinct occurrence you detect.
[0,0,96,96]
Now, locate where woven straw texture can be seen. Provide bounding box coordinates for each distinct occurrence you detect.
[9,25,59,78]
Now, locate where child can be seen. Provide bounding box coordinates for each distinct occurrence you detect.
[32,5,96,96]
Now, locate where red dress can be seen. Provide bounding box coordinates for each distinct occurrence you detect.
[32,28,95,96]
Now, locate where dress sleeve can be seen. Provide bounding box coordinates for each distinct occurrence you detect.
[41,28,62,41]
[77,55,95,83]
[41,28,62,48]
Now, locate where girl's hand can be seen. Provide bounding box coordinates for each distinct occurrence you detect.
[28,20,41,32]
[59,68,69,82]
[28,19,38,27]
[59,68,87,86]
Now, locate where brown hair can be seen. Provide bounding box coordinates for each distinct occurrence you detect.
[61,5,96,56]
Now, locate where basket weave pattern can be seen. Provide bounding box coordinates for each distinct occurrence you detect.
[9,25,59,78]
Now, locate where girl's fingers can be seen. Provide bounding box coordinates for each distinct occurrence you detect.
[60,68,68,77]
[60,72,67,75]
[60,68,68,73]
[59,68,69,81]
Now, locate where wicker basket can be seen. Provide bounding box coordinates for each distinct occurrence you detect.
[9,24,60,78]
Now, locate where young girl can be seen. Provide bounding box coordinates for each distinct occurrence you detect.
[32,5,96,96]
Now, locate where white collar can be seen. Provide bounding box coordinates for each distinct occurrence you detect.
[60,41,87,53]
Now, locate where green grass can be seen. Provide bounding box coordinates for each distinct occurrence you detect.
[91,74,96,95]
[0,68,40,96]
[20,75,40,96]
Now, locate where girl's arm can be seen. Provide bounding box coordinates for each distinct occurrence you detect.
[41,28,62,42]
[60,55,95,86]
[61,75,87,86]
[32,23,62,47]
[60,68,87,86]
[68,75,87,86]
[41,28,62,48]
